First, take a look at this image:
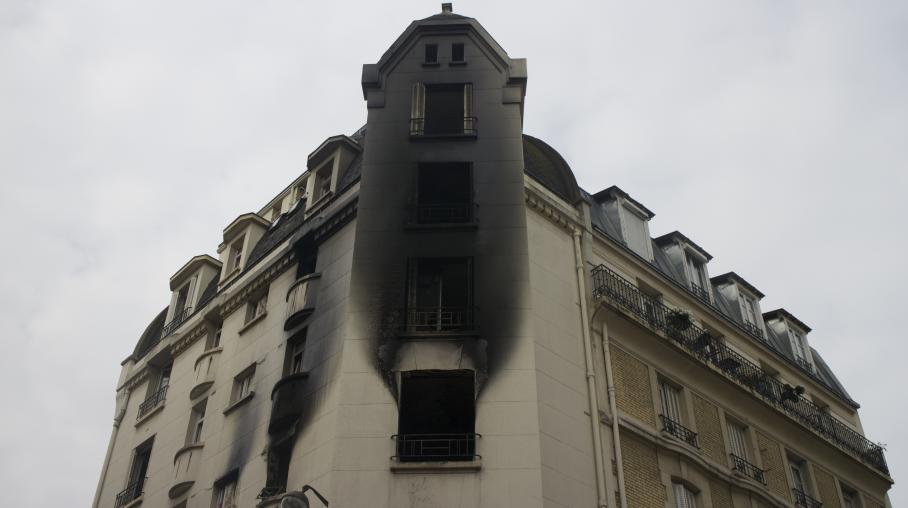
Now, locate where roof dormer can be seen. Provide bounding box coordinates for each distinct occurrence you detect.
[166,254,221,326]
[593,186,656,261]
[763,308,814,372]
[303,135,362,212]
[711,272,766,340]
[654,231,713,303]
[218,213,270,285]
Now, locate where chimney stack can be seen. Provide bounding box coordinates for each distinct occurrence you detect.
[442,3,453,14]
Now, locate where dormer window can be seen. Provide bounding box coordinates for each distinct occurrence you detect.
[312,164,333,203]
[410,82,475,136]
[789,329,812,370]
[230,238,244,272]
[686,254,709,301]
[740,293,761,337]
[620,204,652,260]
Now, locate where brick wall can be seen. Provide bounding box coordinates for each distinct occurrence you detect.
[621,433,666,508]
[756,431,790,502]
[709,479,734,508]
[692,395,726,464]
[611,346,655,427]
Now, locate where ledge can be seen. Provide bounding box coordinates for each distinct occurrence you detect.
[421,62,441,67]
[398,330,480,340]
[193,347,223,368]
[448,61,467,67]
[172,442,205,464]
[238,312,267,335]
[403,221,479,232]
[223,391,255,415]
[410,133,477,141]
[121,496,143,508]
[390,459,481,473]
[134,403,165,427]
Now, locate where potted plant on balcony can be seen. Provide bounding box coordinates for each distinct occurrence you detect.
[666,309,693,342]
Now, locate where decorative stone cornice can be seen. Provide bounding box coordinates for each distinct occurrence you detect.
[170,324,210,357]
[525,187,581,232]
[313,198,358,243]
[221,252,296,319]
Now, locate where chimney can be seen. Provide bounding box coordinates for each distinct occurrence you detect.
[442,3,453,14]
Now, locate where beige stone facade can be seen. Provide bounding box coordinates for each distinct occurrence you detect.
[93,6,893,508]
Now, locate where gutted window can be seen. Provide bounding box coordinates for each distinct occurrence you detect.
[285,330,307,376]
[451,43,465,63]
[116,437,154,507]
[186,399,207,444]
[416,162,473,223]
[396,370,476,462]
[406,257,473,332]
[424,43,438,64]
[212,473,238,508]
[410,82,474,136]
[262,442,292,498]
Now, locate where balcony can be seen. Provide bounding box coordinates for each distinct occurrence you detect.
[284,273,320,331]
[795,356,814,373]
[137,385,168,421]
[410,116,477,138]
[161,307,192,338]
[742,320,764,340]
[114,479,143,508]
[398,307,478,335]
[169,443,204,499]
[190,348,222,399]
[268,372,310,435]
[792,488,823,508]
[660,415,699,448]
[392,433,480,462]
[590,264,889,475]
[690,282,710,303]
[730,454,766,484]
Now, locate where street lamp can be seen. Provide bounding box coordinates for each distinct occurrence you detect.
[280,485,329,508]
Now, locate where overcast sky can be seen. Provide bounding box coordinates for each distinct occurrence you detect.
[1,1,906,506]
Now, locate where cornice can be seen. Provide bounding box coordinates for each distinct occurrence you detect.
[221,251,296,319]
[525,187,581,232]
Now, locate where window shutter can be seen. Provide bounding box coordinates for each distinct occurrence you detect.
[727,421,748,459]
[463,83,474,133]
[410,82,425,135]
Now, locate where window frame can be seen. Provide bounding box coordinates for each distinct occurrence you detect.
[231,365,256,404]
[410,82,475,137]
[671,481,698,508]
[212,473,238,508]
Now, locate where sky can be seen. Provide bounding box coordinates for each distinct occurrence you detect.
[1,0,906,506]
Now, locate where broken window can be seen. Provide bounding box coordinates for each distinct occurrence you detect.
[406,257,473,331]
[416,162,473,223]
[410,82,474,136]
[396,370,476,462]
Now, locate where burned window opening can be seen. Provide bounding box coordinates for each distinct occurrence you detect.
[452,43,465,63]
[406,257,474,332]
[424,43,438,64]
[416,162,473,223]
[260,442,292,499]
[395,370,477,462]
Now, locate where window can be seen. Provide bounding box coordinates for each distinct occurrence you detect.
[212,474,238,508]
[186,399,207,444]
[659,379,698,447]
[789,329,810,368]
[206,323,222,349]
[396,370,476,462]
[686,254,709,300]
[424,43,438,64]
[410,82,474,136]
[416,162,473,223]
[620,206,651,260]
[174,282,191,316]
[672,482,697,508]
[740,294,759,327]
[246,292,268,324]
[726,420,749,460]
[451,43,465,63]
[842,486,861,508]
[790,457,814,503]
[311,164,333,203]
[231,366,255,404]
[407,257,473,331]
[230,239,244,273]
[117,437,153,507]
[270,204,282,222]
[286,330,307,375]
[294,183,308,204]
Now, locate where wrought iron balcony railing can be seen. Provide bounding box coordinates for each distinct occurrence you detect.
[161,306,192,338]
[410,116,478,136]
[730,453,766,484]
[793,488,823,508]
[137,385,168,420]
[796,356,814,373]
[415,203,475,224]
[590,264,889,475]
[392,433,480,462]
[742,320,764,340]
[690,282,710,303]
[660,415,699,448]
[400,306,477,334]
[114,478,144,508]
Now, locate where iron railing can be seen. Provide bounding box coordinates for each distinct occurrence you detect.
[793,488,823,508]
[410,116,478,136]
[690,282,710,302]
[160,307,192,338]
[392,433,480,462]
[796,356,814,373]
[415,203,475,224]
[114,479,144,508]
[730,454,766,484]
[590,264,889,475]
[742,321,764,340]
[402,306,477,333]
[660,415,699,448]
[137,385,168,420]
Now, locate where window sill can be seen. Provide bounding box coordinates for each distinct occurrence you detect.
[448,61,467,67]
[410,132,477,141]
[134,403,165,427]
[305,191,334,215]
[238,312,267,335]
[121,496,143,508]
[399,329,480,339]
[404,221,479,232]
[390,459,481,473]
[220,266,241,286]
[223,391,255,415]
[421,62,441,67]
[173,442,205,462]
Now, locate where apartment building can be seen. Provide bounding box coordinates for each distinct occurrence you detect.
[93,5,893,508]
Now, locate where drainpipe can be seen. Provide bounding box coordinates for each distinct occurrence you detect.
[93,388,131,508]
[572,228,609,508]
[600,317,628,508]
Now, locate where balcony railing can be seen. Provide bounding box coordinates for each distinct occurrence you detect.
[285,274,320,330]
[792,488,823,508]
[161,306,192,338]
[660,415,699,448]
[415,203,475,224]
[410,116,478,137]
[591,264,889,475]
[401,306,477,333]
[796,356,814,373]
[137,385,168,420]
[742,320,764,340]
[690,282,710,302]
[392,433,480,462]
[114,478,144,508]
[730,453,766,484]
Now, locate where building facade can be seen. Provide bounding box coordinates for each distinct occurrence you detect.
[93,5,893,508]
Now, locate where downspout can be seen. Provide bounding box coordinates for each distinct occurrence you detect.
[572,228,609,508]
[600,317,628,508]
[93,388,131,508]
